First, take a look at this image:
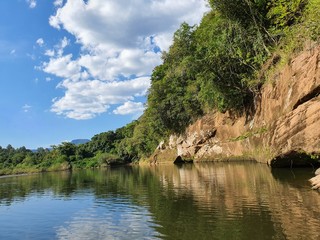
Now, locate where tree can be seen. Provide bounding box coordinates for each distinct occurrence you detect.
[58,142,76,158]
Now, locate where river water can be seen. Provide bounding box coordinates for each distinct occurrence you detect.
[0,162,319,240]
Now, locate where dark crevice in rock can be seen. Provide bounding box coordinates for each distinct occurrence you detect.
[194,145,202,155]
[292,85,320,110]
[174,156,193,165]
[270,151,320,168]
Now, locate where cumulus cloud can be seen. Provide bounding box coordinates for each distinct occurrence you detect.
[41,0,209,119]
[54,0,64,7]
[113,101,145,116]
[26,0,36,8]
[78,49,161,81]
[51,77,150,120]
[42,54,82,80]
[49,0,208,50]
[45,49,55,57]
[36,38,44,47]
[42,37,69,59]
[56,37,69,56]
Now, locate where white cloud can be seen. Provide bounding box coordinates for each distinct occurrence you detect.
[51,77,150,120]
[45,77,52,82]
[49,14,61,29]
[45,49,55,57]
[22,104,32,113]
[36,38,44,47]
[78,48,161,81]
[49,0,208,51]
[56,37,70,57]
[60,37,69,48]
[10,49,16,55]
[42,54,82,80]
[113,101,145,116]
[26,0,37,8]
[54,0,63,7]
[43,37,69,59]
[42,0,209,120]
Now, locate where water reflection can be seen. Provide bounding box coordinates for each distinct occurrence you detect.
[0,163,319,239]
[56,201,160,240]
[148,163,320,239]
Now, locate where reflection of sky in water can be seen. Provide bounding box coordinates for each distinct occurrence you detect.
[0,192,161,240]
[56,197,161,240]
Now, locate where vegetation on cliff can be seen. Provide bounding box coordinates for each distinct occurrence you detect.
[121,0,318,159]
[1,0,320,174]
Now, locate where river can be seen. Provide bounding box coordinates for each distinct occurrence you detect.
[0,162,319,239]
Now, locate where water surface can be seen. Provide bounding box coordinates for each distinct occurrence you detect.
[0,162,319,239]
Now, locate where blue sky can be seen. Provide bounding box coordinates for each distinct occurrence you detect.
[0,0,208,149]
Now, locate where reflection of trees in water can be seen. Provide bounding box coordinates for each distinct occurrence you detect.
[0,171,72,205]
[150,163,320,240]
[147,163,280,239]
[0,164,319,239]
[0,167,164,207]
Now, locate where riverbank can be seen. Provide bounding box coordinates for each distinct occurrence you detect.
[151,43,320,168]
[0,161,71,177]
[0,160,136,178]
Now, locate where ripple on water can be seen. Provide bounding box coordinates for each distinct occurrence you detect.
[55,197,162,240]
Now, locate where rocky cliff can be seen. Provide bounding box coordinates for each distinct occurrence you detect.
[154,43,320,168]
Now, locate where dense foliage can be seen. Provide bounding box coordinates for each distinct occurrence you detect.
[121,0,319,159]
[1,0,319,174]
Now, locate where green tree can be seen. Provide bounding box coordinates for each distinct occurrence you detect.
[58,142,76,159]
[267,0,307,35]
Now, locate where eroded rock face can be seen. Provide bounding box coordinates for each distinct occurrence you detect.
[156,43,320,167]
[310,168,320,190]
[310,175,320,190]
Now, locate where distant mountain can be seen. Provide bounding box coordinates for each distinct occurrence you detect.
[71,139,90,145]
[31,139,90,152]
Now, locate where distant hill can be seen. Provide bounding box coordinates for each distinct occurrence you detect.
[71,139,90,145]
